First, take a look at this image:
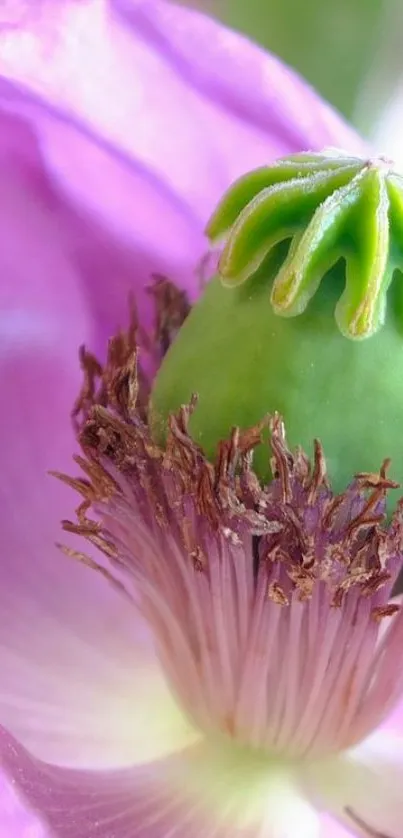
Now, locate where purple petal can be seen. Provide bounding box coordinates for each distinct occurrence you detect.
[0,335,184,768]
[304,729,403,837]
[0,774,45,838]
[117,0,368,161]
[318,817,354,838]
[0,730,325,838]
[377,695,403,737]
[0,0,367,232]
[0,0,368,343]
[0,124,193,771]
[0,98,204,347]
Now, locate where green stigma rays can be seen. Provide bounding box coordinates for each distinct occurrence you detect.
[207,150,403,339]
[150,149,403,498]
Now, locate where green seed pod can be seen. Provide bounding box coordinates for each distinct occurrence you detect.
[150,150,403,496]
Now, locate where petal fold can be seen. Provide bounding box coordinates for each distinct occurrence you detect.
[119,0,368,162]
[0,773,46,838]
[0,0,367,229]
[0,0,368,334]
[0,733,320,838]
[0,130,194,770]
[0,96,203,343]
[304,730,403,837]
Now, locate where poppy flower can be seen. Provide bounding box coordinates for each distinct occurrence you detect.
[0,2,388,838]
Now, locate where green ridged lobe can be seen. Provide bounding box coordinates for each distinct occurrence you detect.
[150,151,403,497]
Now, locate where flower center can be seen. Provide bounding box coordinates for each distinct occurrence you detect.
[57,292,403,765]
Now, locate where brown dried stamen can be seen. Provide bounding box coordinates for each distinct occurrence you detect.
[54,283,403,758]
[58,309,403,619]
[148,274,191,356]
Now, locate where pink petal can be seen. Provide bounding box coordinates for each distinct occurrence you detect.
[0,774,45,838]
[0,0,367,232]
[0,326,188,768]
[0,0,368,342]
[0,119,91,629]
[304,730,403,837]
[377,694,403,737]
[0,98,204,347]
[318,817,353,838]
[374,596,403,737]
[118,0,368,165]
[0,129,196,770]
[0,731,322,838]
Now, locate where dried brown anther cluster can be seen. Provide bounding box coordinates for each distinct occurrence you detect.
[52,280,403,625]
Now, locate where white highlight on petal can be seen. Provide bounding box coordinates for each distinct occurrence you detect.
[1,731,321,838]
[0,308,60,355]
[303,728,403,837]
[254,775,320,838]
[173,740,319,837]
[369,80,403,170]
[1,607,197,769]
